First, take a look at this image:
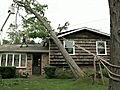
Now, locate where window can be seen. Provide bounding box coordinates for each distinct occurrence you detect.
[64,40,75,55]
[14,55,19,67]
[7,54,13,66]
[96,41,107,55]
[1,54,6,66]
[0,53,27,68]
[21,55,26,67]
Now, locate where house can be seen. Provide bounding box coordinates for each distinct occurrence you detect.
[0,27,110,76]
[49,27,110,69]
[0,44,49,76]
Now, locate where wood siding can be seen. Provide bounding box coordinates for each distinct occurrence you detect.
[50,29,110,66]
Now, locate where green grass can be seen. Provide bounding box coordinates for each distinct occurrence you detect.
[0,77,109,90]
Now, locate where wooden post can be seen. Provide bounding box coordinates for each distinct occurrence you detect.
[93,56,97,81]
[99,62,105,85]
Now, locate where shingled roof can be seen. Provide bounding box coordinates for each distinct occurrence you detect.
[58,27,110,37]
[0,44,49,53]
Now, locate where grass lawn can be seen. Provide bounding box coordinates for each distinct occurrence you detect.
[0,77,109,90]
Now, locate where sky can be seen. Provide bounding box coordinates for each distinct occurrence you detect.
[0,0,110,39]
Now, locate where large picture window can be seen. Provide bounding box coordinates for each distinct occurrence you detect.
[64,40,75,55]
[0,53,27,68]
[96,41,107,55]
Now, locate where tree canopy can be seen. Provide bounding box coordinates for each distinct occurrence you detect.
[7,0,50,44]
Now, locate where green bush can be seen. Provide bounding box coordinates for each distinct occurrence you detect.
[43,66,56,79]
[15,71,21,78]
[83,68,94,77]
[0,74,2,84]
[55,69,74,79]
[102,69,109,78]
[0,67,16,79]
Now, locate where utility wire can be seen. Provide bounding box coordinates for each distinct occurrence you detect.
[69,18,108,27]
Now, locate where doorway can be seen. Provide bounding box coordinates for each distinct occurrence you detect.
[32,54,41,75]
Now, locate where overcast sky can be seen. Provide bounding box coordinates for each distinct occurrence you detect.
[0,0,110,39]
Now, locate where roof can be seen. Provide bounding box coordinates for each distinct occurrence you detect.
[58,27,110,37]
[0,44,49,53]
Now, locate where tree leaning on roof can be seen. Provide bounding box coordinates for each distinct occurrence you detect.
[13,0,85,79]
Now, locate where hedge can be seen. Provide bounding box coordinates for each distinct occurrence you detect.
[43,66,56,79]
[0,67,16,79]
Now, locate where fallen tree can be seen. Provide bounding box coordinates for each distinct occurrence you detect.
[13,0,85,79]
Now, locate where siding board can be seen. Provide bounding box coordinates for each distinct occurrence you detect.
[50,29,110,65]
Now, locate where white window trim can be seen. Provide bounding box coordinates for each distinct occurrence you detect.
[19,54,27,68]
[64,40,75,55]
[96,41,107,55]
[0,53,27,68]
[5,54,8,66]
[12,54,14,67]
[19,54,21,68]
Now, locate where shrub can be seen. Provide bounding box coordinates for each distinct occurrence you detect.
[43,66,56,79]
[15,71,21,78]
[0,67,16,79]
[83,68,94,77]
[55,69,74,79]
[102,69,109,78]
[0,74,2,84]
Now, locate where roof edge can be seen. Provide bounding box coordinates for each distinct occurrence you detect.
[58,27,110,37]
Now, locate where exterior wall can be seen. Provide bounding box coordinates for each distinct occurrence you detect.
[0,44,49,76]
[50,30,110,66]
[26,54,33,75]
[41,54,49,75]
[16,54,33,76]
[15,53,49,76]
[17,53,49,76]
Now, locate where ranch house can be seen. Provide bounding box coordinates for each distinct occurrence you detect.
[0,27,110,76]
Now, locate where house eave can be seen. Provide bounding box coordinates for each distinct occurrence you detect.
[58,27,110,38]
[0,44,49,53]
[0,50,49,53]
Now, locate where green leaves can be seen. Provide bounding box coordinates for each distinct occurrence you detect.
[11,0,51,44]
[14,0,49,41]
[21,15,48,40]
[7,23,22,44]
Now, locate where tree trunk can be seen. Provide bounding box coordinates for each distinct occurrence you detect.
[14,0,85,78]
[32,7,85,79]
[108,0,120,90]
[49,30,85,78]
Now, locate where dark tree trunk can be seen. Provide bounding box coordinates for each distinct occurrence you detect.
[108,0,120,90]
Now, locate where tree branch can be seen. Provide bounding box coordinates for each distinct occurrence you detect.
[14,0,52,32]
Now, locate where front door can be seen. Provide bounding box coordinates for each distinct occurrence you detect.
[32,54,41,75]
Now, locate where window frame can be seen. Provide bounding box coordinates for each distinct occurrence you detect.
[0,53,27,68]
[63,40,75,55]
[96,41,107,55]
